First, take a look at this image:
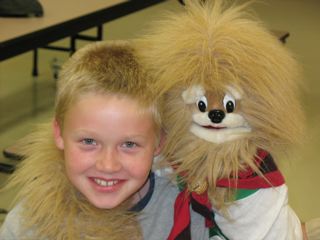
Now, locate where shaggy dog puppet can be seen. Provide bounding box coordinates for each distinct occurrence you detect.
[137,1,305,239]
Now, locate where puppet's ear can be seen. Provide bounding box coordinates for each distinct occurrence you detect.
[52,119,64,150]
[154,130,166,156]
[182,85,205,104]
[225,85,243,100]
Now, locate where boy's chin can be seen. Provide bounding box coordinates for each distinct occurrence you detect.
[88,197,131,210]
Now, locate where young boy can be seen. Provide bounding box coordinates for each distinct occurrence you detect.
[0,41,207,240]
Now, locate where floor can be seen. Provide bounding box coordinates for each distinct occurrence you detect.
[1,0,319,225]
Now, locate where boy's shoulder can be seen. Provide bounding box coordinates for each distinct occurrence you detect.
[153,173,179,195]
[140,173,209,240]
[144,172,179,210]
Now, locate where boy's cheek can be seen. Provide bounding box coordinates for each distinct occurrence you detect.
[128,160,152,178]
[64,151,88,171]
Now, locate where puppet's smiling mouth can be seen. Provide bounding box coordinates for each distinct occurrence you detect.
[190,123,252,144]
[203,125,226,130]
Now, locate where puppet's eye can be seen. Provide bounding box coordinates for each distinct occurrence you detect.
[197,96,207,112]
[223,94,235,113]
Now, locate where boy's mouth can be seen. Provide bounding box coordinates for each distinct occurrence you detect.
[93,178,119,187]
[89,177,125,190]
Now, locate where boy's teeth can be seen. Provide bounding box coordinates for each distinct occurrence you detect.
[94,178,119,187]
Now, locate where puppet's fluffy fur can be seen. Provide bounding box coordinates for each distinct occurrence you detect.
[136,0,304,208]
[3,124,141,240]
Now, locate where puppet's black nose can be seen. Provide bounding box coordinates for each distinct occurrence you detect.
[208,110,225,123]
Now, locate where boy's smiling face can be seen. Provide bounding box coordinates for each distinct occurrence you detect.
[53,93,161,209]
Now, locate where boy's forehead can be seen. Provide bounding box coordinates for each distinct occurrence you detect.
[64,93,159,137]
[73,92,155,116]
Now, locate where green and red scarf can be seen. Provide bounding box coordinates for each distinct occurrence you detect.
[168,149,285,240]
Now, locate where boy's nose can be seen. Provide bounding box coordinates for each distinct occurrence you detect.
[95,149,122,173]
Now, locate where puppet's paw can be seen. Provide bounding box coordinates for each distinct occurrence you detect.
[305,218,320,240]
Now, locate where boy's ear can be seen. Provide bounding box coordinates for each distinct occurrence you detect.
[154,129,166,156]
[53,119,64,150]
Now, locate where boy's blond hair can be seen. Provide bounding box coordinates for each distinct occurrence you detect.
[56,40,161,135]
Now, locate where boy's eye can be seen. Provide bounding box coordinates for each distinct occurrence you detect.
[122,141,137,148]
[82,138,97,145]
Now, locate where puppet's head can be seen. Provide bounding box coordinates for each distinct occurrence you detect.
[136,0,304,207]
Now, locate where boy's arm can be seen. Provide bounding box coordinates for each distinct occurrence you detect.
[213,185,303,240]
